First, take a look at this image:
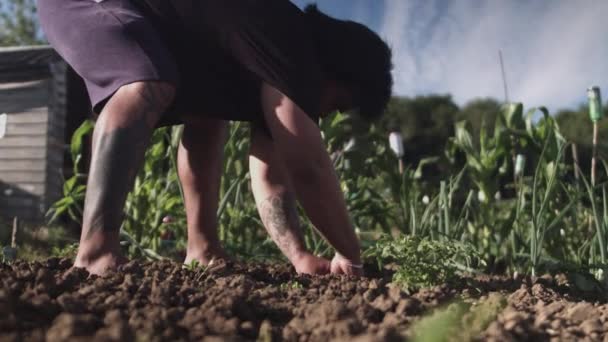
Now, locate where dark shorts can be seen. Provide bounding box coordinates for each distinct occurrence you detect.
[36,0,322,127]
[37,0,181,121]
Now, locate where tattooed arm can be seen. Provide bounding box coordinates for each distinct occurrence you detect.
[259,84,362,271]
[249,126,330,274]
[249,126,306,261]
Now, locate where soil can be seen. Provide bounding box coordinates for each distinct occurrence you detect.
[1,258,608,341]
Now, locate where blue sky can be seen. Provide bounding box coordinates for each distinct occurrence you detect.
[292,0,608,113]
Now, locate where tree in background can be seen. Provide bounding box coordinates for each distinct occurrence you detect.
[382,95,459,166]
[0,0,43,46]
[554,103,608,176]
[456,98,502,145]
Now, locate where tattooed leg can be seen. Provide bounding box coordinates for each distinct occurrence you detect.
[177,117,230,266]
[74,81,175,275]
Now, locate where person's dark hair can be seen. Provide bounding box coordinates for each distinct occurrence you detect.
[305,4,393,121]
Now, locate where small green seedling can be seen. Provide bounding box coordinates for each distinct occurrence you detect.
[183,260,208,282]
[279,281,304,291]
[184,259,202,271]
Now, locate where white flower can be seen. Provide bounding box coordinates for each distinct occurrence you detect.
[422,195,430,205]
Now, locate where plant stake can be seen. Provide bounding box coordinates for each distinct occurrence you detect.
[11,217,17,249]
[514,154,526,179]
[389,131,404,174]
[514,154,526,196]
[588,86,603,186]
[2,217,18,262]
[572,143,580,182]
[0,113,6,139]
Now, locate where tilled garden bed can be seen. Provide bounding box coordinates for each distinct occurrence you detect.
[1,258,607,341]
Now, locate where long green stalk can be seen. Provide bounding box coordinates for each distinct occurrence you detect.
[577,165,607,264]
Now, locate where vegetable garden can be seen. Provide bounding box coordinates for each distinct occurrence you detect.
[3,94,608,341]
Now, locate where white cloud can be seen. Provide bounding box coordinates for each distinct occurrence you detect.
[380,0,416,96]
[351,0,371,24]
[381,0,608,112]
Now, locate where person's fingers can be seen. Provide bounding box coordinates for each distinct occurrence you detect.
[342,265,356,276]
[330,259,346,275]
[330,259,339,274]
[330,257,364,276]
[294,254,332,275]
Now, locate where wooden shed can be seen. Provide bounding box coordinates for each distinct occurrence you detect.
[0,46,90,223]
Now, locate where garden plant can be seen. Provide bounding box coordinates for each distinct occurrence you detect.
[4,97,608,341]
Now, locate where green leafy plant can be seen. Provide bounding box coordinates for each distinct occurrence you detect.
[447,107,513,205]
[46,98,608,283]
[121,126,185,256]
[184,259,203,271]
[411,294,506,342]
[183,259,208,281]
[527,128,572,276]
[47,120,94,225]
[216,122,269,256]
[364,234,483,290]
[51,243,79,260]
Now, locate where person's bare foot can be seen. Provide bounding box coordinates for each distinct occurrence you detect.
[184,245,231,267]
[73,251,128,276]
[292,252,331,275]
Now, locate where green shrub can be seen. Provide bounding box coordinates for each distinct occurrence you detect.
[364,234,483,290]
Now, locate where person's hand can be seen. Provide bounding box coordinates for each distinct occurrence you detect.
[292,253,331,275]
[330,254,364,276]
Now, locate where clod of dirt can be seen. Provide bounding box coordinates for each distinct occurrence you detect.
[580,318,602,335]
[45,313,101,340]
[566,302,598,322]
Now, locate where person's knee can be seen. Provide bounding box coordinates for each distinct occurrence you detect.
[123,81,176,110]
[111,81,177,127]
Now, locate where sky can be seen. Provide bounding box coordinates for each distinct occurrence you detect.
[292,0,608,113]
